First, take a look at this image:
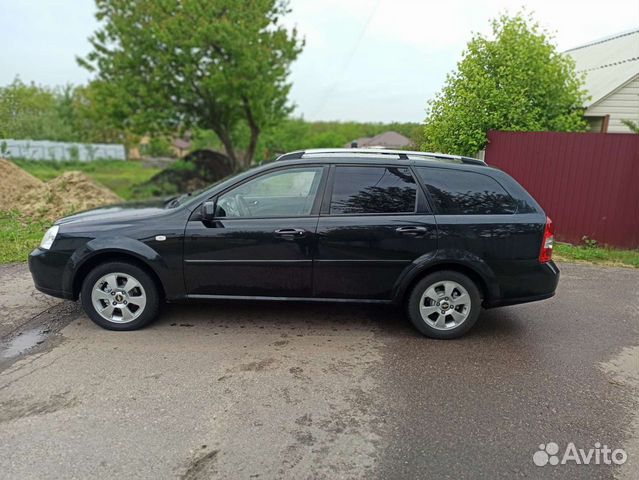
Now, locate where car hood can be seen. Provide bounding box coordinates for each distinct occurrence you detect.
[55,198,172,226]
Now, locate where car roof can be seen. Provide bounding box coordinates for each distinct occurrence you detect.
[275,148,487,167]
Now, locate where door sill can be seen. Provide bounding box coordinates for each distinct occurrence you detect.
[187,294,391,304]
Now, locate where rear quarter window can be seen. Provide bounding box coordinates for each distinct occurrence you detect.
[416,167,517,215]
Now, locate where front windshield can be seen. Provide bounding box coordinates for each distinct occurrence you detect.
[165,165,265,210]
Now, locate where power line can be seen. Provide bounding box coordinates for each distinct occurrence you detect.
[310,0,383,118]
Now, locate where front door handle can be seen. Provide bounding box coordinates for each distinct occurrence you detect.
[395,226,427,237]
[274,228,308,239]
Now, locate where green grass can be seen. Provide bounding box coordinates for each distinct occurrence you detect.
[555,243,639,268]
[10,158,161,200]
[0,211,50,263]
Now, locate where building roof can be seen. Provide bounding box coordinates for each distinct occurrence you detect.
[565,29,639,107]
[344,131,412,149]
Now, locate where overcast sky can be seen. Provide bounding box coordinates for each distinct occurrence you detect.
[2,0,638,122]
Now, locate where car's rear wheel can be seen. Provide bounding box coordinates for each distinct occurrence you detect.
[407,270,481,339]
[80,261,160,331]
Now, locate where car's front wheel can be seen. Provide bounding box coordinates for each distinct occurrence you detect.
[81,261,160,331]
[407,270,481,339]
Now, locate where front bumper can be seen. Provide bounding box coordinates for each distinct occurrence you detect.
[29,248,75,300]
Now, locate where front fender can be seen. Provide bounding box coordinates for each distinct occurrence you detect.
[392,248,500,303]
[63,236,174,299]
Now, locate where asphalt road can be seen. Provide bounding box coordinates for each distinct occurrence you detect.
[0,262,637,479]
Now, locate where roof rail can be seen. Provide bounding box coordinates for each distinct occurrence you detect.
[274,148,485,166]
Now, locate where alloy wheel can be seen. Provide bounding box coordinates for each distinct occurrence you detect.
[91,272,147,323]
[419,280,471,330]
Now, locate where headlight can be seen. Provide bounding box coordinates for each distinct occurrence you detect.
[40,226,59,250]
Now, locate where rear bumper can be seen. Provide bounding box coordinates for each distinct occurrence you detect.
[29,248,75,300]
[484,290,556,308]
[484,261,560,308]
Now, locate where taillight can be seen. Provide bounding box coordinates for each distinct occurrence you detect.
[539,216,554,263]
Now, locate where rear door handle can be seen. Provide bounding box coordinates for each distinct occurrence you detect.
[274,228,308,239]
[395,226,427,237]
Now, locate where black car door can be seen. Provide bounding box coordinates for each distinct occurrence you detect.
[183,165,327,298]
[313,164,438,300]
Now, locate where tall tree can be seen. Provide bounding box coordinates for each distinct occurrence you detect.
[423,13,588,156]
[72,81,136,146]
[79,0,302,169]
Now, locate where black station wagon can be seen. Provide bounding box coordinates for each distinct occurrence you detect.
[29,148,559,339]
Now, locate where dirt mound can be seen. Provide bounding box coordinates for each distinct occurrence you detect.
[1,159,122,220]
[134,149,234,197]
[0,159,44,211]
[20,171,122,221]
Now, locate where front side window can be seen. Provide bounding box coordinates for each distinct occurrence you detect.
[216,167,323,218]
[416,167,517,215]
[330,166,417,215]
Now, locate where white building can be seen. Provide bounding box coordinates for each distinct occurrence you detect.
[565,29,639,133]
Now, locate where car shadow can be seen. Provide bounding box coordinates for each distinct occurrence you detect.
[154,299,525,341]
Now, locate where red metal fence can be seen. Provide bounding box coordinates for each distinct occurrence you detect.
[485,131,639,249]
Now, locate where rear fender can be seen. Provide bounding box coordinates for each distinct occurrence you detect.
[392,249,499,303]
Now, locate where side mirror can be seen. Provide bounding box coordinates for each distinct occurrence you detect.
[201,201,216,220]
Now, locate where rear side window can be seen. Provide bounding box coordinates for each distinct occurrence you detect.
[416,167,517,215]
[330,166,417,214]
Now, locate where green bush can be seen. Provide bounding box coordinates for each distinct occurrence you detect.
[140,137,174,158]
[423,13,588,155]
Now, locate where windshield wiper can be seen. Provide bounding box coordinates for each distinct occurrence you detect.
[166,192,192,208]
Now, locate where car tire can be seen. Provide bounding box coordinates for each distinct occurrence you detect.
[80,261,160,331]
[407,270,481,339]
